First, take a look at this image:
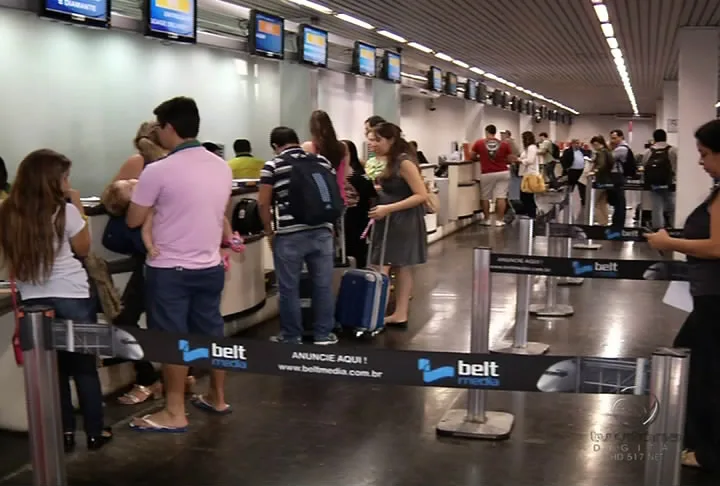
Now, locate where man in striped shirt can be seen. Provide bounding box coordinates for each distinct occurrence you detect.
[258,127,338,345]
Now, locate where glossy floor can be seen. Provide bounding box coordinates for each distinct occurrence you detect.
[2,213,715,485]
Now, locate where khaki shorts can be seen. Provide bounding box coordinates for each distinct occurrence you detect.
[478,170,510,201]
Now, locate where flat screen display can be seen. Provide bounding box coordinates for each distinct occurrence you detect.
[145,0,196,43]
[428,66,442,92]
[445,72,457,96]
[249,10,284,59]
[353,42,376,77]
[41,0,110,27]
[477,83,487,103]
[465,79,477,101]
[298,24,327,67]
[382,51,401,83]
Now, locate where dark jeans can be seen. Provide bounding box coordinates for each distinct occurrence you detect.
[519,191,537,218]
[113,259,158,387]
[674,295,720,471]
[606,188,626,229]
[567,169,586,206]
[23,297,105,436]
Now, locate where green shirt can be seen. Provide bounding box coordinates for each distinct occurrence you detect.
[228,154,265,179]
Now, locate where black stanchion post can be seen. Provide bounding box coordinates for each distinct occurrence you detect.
[558,187,584,286]
[436,247,514,439]
[494,217,549,355]
[643,348,689,486]
[20,305,67,486]
[529,220,574,317]
[574,174,602,250]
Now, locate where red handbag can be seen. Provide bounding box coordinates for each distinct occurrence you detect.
[10,273,22,366]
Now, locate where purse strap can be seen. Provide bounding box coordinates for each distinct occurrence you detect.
[10,271,20,334]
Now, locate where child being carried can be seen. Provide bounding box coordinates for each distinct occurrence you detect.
[103,179,159,259]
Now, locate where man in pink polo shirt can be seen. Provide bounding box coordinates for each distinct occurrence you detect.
[126,96,233,433]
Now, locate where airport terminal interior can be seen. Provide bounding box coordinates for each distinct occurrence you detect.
[1,0,720,484]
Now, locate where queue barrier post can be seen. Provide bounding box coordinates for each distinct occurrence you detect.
[494,217,549,355]
[643,347,690,486]
[436,247,514,440]
[20,305,68,486]
[529,219,574,317]
[558,187,584,286]
[573,174,602,250]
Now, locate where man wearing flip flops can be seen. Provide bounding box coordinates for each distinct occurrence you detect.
[125,96,237,432]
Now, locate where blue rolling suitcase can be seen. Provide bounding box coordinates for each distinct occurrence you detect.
[335,216,390,338]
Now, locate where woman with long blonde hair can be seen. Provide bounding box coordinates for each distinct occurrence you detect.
[0,149,112,452]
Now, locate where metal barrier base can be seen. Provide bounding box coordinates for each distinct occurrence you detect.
[436,409,514,440]
[493,341,550,355]
[529,303,574,317]
[557,277,584,286]
[573,241,602,250]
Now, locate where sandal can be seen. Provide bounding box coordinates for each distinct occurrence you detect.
[129,415,187,434]
[117,383,162,405]
[681,449,701,468]
[185,376,196,395]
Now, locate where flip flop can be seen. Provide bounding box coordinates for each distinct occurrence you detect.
[190,394,233,415]
[129,415,188,433]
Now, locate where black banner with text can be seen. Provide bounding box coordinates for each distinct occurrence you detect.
[537,224,684,242]
[489,254,688,281]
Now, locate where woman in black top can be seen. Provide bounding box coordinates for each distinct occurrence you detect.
[341,140,377,268]
[646,119,720,472]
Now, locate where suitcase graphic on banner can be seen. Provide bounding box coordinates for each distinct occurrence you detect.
[335,215,390,338]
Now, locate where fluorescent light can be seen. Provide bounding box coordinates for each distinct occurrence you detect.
[606,37,619,49]
[470,67,485,75]
[614,56,625,67]
[601,22,614,37]
[287,0,332,14]
[452,59,469,68]
[335,13,373,30]
[407,41,432,53]
[716,101,720,108]
[594,4,609,22]
[507,81,517,88]
[377,30,407,43]
[401,72,426,82]
[435,52,453,62]
[484,72,498,80]
[611,48,623,59]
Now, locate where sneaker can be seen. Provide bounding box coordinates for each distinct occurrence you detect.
[314,333,339,345]
[494,220,506,227]
[270,335,302,344]
[480,219,492,226]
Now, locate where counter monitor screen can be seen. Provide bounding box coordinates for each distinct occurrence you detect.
[444,72,457,96]
[465,79,477,101]
[382,51,401,83]
[526,100,533,115]
[145,0,197,43]
[353,42,376,77]
[298,24,327,67]
[477,82,487,103]
[40,0,110,27]
[249,10,285,59]
[428,66,442,92]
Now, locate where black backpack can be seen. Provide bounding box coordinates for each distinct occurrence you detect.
[643,147,673,188]
[551,142,560,160]
[621,144,637,178]
[288,155,343,226]
[232,198,263,235]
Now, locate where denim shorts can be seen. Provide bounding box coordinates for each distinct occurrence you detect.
[145,264,225,337]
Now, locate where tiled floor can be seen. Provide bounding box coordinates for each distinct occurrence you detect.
[1,208,716,485]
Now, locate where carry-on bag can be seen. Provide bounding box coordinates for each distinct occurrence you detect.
[334,215,390,337]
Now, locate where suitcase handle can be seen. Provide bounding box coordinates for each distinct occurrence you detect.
[366,213,390,268]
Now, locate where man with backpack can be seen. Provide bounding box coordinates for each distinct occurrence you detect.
[642,129,677,229]
[258,126,343,345]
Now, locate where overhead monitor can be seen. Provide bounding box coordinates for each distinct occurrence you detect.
[445,72,457,96]
[465,79,477,101]
[477,82,487,103]
[40,0,111,28]
[428,66,442,92]
[352,41,376,77]
[297,24,327,67]
[381,51,401,83]
[249,10,285,59]
[491,89,502,106]
[144,0,197,43]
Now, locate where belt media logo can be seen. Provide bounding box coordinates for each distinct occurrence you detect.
[417,358,501,387]
[178,339,248,369]
[605,228,640,240]
[572,260,619,277]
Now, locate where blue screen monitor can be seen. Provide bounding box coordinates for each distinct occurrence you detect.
[352,42,376,77]
[40,0,110,28]
[144,0,196,43]
[249,10,285,59]
[382,51,401,83]
[428,66,442,92]
[465,79,477,101]
[297,24,327,67]
[445,72,457,96]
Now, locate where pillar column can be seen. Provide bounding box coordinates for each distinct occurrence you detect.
[549,121,557,141]
[662,81,678,146]
[656,99,664,131]
[279,63,318,142]
[372,80,400,124]
[676,27,719,226]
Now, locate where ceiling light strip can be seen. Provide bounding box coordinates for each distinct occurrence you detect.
[593,1,637,115]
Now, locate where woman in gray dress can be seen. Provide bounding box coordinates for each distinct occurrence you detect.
[368,122,428,327]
